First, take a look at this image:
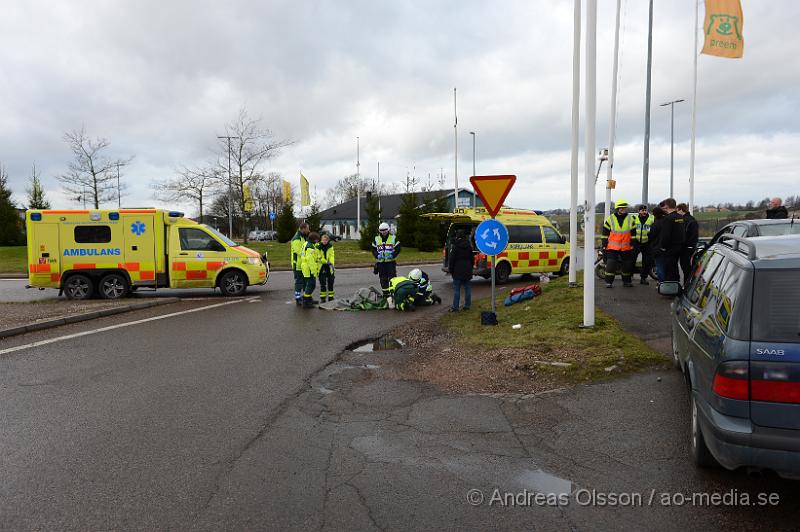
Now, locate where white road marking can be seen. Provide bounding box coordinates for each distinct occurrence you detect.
[0,299,244,356]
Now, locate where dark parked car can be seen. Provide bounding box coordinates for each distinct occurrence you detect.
[667,233,800,479]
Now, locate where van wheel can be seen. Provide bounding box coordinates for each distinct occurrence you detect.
[494,262,511,284]
[99,273,129,300]
[559,257,570,277]
[63,274,94,300]
[691,394,718,468]
[219,270,247,297]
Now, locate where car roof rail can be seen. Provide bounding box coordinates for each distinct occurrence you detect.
[718,234,757,260]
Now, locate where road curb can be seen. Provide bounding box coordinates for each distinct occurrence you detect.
[0,298,181,340]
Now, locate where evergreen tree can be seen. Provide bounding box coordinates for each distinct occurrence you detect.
[276,200,298,243]
[359,192,381,250]
[0,167,23,246]
[304,203,323,234]
[27,165,51,209]
[396,192,418,248]
[413,193,440,251]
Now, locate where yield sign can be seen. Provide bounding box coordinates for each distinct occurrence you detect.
[469,175,516,218]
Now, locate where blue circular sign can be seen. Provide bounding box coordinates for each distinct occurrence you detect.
[474,219,509,256]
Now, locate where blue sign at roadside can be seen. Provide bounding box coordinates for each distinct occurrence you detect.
[269,212,276,221]
[475,219,509,256]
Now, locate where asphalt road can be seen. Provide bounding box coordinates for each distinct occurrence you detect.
[6,259,793,531]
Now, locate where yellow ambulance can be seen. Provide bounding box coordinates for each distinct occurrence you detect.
[424,207,569,283]
[26,209,269,299]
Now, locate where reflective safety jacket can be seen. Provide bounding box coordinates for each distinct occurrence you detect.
[373,234,400,262]
[388,276,417,311]
[291,231,308,271]
[301,241,321,277]
[413,271,432,297]
[316,241,335,273]
[602,213,634,252]
[632,214,655,244]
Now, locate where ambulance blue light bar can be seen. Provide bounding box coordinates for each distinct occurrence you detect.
[30,213,42,221]
[109,212,120,220]
[168,211,184,218]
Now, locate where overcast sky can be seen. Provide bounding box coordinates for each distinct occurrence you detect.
[1,0,797,213]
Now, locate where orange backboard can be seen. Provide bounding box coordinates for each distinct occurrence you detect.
[469,175,516,217]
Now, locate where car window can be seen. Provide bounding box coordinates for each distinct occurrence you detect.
[715,261,750,340]
[757,223,800,237]
[542,226,562,244]
[688,252,724,308]
[179,228,224,251]
[752,270,800,343]
[731,225,747,237]
[74,225,112,244]
[508,225,542,243]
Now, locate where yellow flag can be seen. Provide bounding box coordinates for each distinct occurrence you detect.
[300,173,311,207]
[243,185,253,213]
[702,0,744,58]
[282,180,292,203]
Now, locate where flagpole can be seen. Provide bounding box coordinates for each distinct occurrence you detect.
[356,136,361,239]
[583,0,597,328]
[642,0,654,206]
[605,0,621,220]
[689,0,699,215]
[568,0,581,288]
[454,87,458,212]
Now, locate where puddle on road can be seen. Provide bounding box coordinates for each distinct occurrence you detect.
[516,469,573,496]
[353,336,405,353]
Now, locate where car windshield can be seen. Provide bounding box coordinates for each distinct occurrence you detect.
[752,269,800,343]
[758,223,800,237]
[204,225,237,247]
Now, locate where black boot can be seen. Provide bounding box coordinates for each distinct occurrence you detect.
[303,298,316,309]
[432,294,442,305]
[295,298,302,306]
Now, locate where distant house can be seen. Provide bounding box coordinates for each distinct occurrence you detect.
[319,188,482,240]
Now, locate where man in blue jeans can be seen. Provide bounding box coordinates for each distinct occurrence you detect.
[447,230,474,311]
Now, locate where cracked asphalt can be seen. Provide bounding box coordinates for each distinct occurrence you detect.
[1,268,798,530]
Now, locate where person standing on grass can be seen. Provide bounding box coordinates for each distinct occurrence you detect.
[448,230,473,312]
[676,203,699,286]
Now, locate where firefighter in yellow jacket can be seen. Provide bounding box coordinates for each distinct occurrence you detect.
[300,231,321,308]
[316,233,336,302]
[601,200,636,288]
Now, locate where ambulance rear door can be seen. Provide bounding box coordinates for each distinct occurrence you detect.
[121,213,157,286]
[28,221,60,287]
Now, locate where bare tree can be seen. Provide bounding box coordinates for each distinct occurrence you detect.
[58,127,133,208]
[216,108,293,240]
[152,165,218,223]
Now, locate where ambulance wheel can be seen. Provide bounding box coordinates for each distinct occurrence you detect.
[494,262,511,284]
[63,274,94,300]
[219,270,247,296]
[99,273,129,300]
[559,257,570,277]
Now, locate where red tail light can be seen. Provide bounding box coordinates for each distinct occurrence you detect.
[751,362,800,404]
[712,361,749,400]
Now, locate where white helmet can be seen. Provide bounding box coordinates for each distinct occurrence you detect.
[379,222,390,232]
[408,268,422,282]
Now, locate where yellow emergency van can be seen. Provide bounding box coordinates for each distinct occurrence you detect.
[25,209,269,299]
[424,207,569,283]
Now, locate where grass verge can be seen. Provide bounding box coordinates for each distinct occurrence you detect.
[0,247,26,275]
[441,273,666,384]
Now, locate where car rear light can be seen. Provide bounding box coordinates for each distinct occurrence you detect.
[751,362,800,404]
[712,361,749,400]
[476,253,487,267]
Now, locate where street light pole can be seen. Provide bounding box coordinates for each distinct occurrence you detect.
[356,136,360,239]
[469,131,476,208]
[660,99,685,198]
[217,135,240,239]
[116,163,121,208]
[642,0,654,206]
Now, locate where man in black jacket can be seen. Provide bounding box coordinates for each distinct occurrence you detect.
[658,198,685,282]
[677,203,698,285]
[766,197,789,219]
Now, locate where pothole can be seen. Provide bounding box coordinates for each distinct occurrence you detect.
[352,336,405,353]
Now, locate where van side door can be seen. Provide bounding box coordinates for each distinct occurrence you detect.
[542,226,568,272]
[121,214,157,286]
[507,225,543,273]
[28,221,60,287]
[168,226,227,288]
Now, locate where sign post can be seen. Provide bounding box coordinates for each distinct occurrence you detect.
[470,175,516,322]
